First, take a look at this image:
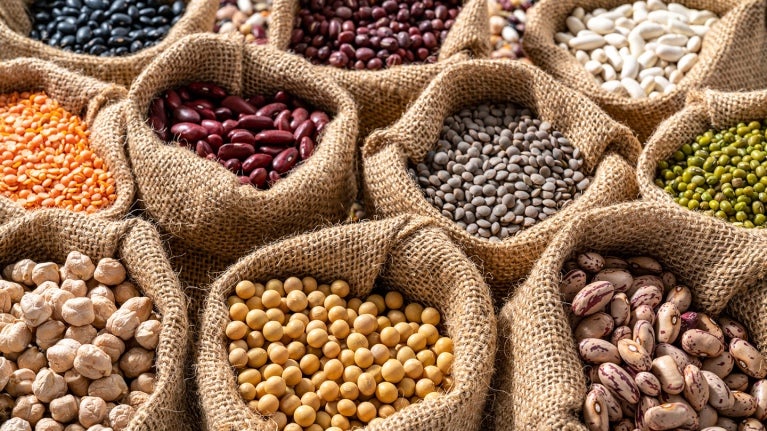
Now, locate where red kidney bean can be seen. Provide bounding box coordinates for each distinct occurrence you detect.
[242,154,273,173]
[197,108,217,121]
[178,88,192,101]
[238,175,251,185]
[238,115,273,130]
[196,140,213,158]
[273,91,291,104]
[294,120,316,141]
[250,168,268,187]
[299,137,316,159]
[174,106,201,123]
[207,134,224,151]
[290,108,309,129]
[201,120,224,137]
[164,89,182,110]
[248,95,266,108]
[310,111,330,127]
[258,145,286,157]
[255,130,295,146]
[229,129,256,146]
[222,119,239,136]
[214,107,233,121]
[269,170,281,184]
[218,143,255,160]
[188,82,227,99]
[222,95,257,115]
[256,103,288,118]
[187,99,216,111]
[275,110,292,131]
[148,98,168,139]
[223,158,242,172]
[170,122,207,143]
[273,148,300,174]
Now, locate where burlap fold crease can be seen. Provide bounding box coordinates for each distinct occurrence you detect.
[268,0,491,134]
[126,33,359,263]
[0,205,188,431]
[0,0,218,86]
[363,59,642,292]
[196,215,496,431]
[491,201,767,431]
[0,58,134,220]
[523,0,767,141]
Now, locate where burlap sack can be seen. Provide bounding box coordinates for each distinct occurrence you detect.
[0,58,134,220]
[491,201,767,431]
[196,215,496,431]
[0,204,188,430]
[638,87,767,234]
[363,59,642,293]
[523,0,767,141]
[268,0,490,134]
[0,0,218,86]
[126,33,358,263]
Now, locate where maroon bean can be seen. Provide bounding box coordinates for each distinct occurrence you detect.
[197,108,216,121]
[249,168,268,187]
[256,103,288,118]
[275,110,292,131]
[257,146,285,157]
[207,134,224,151]
[273,91,292,104]
[177,88,192,101]
[291,29,304,44]
[356,47,375,62]
[310,111,330,127]
[329,52,348,67]
[242,154,274,173]
[294,120,316,141]
[206,153,217,161]
[238,176,251,185]
[187,99,216,111]
[248,95,266,108]
[164,89,182,110]
[218,143,255,160]
[367,58,383,70]
[299,136,316,159]
[214,107,233,121]
[254,130,295,146]
[196,140,213,158]
[290,108,309,129]
[187,82,227,99]
[269,170,281,184]
[339,31,355,44]
[201,120,224,137]
[222,95,257,115]
[222,119,239,136]
[238,115,274,130]
[272,148,300,174]
[228,129,257,146]
[174,106,201,123]
[223,158,242,173]
[148,98,167,137]
[170,122,207,143]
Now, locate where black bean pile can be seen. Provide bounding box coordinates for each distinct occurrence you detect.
[410,103,591,242]
[290,0,462,70]
[27,0,186,56]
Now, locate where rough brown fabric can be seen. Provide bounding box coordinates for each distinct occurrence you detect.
[196,215,497,431]
[126,33,359,263]
[363,59,642,293]
[0,58,134,220]
[523,0,767,141]
[268,0,490,134]
[491,201,767,431]
[0,204,188,431]
[0,0,218,86]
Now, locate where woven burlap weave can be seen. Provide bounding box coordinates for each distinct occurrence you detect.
[491,201,767,431]
[196,215,496,431]
[523,0,767,141]
[0,58,134,220]
[126,33,359,263]
[0,204,188,430]
[363,59,642,293]
[0,0,218,86]
[268,0,490,134]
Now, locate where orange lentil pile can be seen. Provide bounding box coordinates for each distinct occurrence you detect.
[0,91,116,213]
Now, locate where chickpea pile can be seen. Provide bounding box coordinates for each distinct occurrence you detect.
[225,277,455,431]
[0,252,160,431]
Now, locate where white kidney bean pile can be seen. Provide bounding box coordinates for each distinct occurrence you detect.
[149,82,329,189]
[214,0,271,44]
[0,252,160,431]
[561,252,767,431]
[409,103,590,241]
[225,277,454,431]
[556,0,718,99]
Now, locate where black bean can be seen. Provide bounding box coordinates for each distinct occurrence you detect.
[75,26,92,44]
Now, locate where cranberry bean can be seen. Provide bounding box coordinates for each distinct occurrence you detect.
[258,146,286,157]
[187,99,216,111]
[238,115,274,130]
[214,107,233,121]
[269,170,281,184]
[221,96,257,115]
[290,108,310,129]
[222,119,239,136]
[197,109,216,121]
[196,141,213,158]
[218,143,256,160]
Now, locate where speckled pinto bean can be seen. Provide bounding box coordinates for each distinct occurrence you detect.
[572,281,614,317]
[149,84,330,189]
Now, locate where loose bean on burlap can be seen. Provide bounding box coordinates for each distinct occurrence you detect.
[0,58,135,220]
[638,88,767,230]
[0,0,218,86]
[268,0,490,134]
[523,0,767,141]
[0,204,188,431]
[363,59,642,294]
[126,33,359,263]
[195,215,496,431]
[491,201,767,431]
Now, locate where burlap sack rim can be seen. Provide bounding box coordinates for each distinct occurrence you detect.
[0,209,188,431]
[522,0,760,109]
[195,215,497,430]
[0,0,218,82]
[0,58,134,221]
[125,33,359,252]
[637,88,767,238]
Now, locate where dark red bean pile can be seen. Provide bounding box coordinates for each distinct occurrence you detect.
[290,0,462,70]
[148,82,328,189]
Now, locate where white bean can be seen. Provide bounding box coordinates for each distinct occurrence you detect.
[655,44,685,62]
[585,60,604,75]
[569,34,607,50]
[620,57,639,79]
[621,78,646,98]
[686,35,702,52]
[587,16,616,34]
[604,33,628,48]
[676,53,698,73]
[657,34,688,46]
[604,45,624,70]
[637,51,658,68]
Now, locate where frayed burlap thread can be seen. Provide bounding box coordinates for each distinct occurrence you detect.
[523,0,767,141]
[491,201,767,431]
[126,33,359,263]
[0,207,188,430]
[0,0,218,86]
[196,215,497,431]
[0,59,134,220]
[268,0,491,134]
[363,59,642,293]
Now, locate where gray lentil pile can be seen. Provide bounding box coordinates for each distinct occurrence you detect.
[409,103,591,242]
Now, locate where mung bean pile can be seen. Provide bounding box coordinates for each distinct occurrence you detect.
[562,252,767,430]
[655,121,767,228]
[409,102,590,242]
[225,277,454,431]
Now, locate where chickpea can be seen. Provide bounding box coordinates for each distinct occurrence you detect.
[18,347,47,373]
[12,394,44,425]
[73,344,111,379]
[65,325,97,345]
[0,418,32,431]
[93,258,126,285]
[32,368,67,402]
[20,293,51,328]
[12,260,36,286]
[7,369,35,397]
[64,252,95,281]
[59,280,86,298]
[78,396,106,428]
[89,295,116,330]
[119,347,154,378]
[135,320,161,350]
[130,373,155,394]
[87,285,114,303]
[92,334,125,363]
[108,404,134,431]
[105,309,140,341]
[64,370,89,397]
[112,281,139,305]
[0,357,14,390]
[124,390,150,407]
[49,394,78,423]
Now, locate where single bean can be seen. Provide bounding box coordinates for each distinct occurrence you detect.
[598,362,640,403]
[651,355,685,395]
[683,364,709,411]
[682,329,725,358]
[572,281,614,317]
[729,338,767,379]
[574,313,614,341]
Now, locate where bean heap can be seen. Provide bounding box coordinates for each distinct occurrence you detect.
[556,1,718,99]
[27,0,186,57]
[0,91,117,213]
[225,277,454,431]
[149,82,328,189]
[290,0,462,70]
[488,0,535,60]
[0,252,160,431]
[562,252,767,431]
[409,103,590,242]
[656,121,767,228]
[215,0,271,44]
